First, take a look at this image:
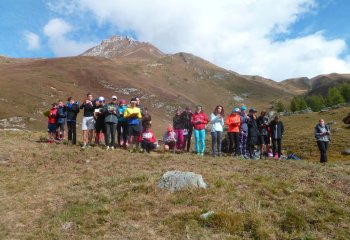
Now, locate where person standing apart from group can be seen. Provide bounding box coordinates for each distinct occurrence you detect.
[66,97,80,145]
[80,93,96,149]
[226,108,241,157]
[191,105,208,156]
[239,106,249,159]
[103,96,119,150]
[210,105,225,157]
[173,108,185,150]
[314,119,331,164]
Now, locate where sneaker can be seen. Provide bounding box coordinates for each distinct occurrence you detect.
[200,153,204,156]
[81,144,87,149]
[110,146,114,150]
[243,155,250,159]
[106,146,110,150]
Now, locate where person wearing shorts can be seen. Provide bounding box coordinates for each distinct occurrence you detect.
[48,103,58,143]
[80,93,96,148]
[124,98,142,151]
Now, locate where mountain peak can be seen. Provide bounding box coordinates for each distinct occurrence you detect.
[81,35,164,60]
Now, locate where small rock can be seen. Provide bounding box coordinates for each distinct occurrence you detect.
[342,149,350,155]
[200,211,215,220]
[61,221,74,231]
[157,171,207,192]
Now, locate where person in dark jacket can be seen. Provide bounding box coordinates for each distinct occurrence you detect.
[182,107,193,152]
[66,97,80,144]
[103,96,119,150]
[314,119,331,163]
[257,110,270,159]
[239,105,249,158]
[56,101,67,140]
[247,108,259,159]
[142,107,152,130]
[269,116,284,158]
[94,97,105,145]
[173,108,186,150]
[80,93,96,148]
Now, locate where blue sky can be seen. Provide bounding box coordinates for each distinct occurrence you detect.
[0,0,349,80]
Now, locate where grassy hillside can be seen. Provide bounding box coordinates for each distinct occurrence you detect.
[0,130,349,239]
[1,105,350,239]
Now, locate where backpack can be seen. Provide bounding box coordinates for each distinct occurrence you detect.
[287,153,301,160]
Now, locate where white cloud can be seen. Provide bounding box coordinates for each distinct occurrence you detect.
[43,18,96,57]
[49,0,350,80]
[24,32,41,50]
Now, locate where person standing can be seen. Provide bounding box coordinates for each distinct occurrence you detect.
[47,103,58,143]
[182,107,193,152]
[124,98,142,151]
[56,101,67,141]
[247,108,259,159]
[191,105,208,156]
[210,105,224,157]
[80,93,96,148]
[117,99,128,148]
[257,110,269,159]
[173,108,185,150]
[239,106,249,159]
[66,97,80,145]
[94,97,105,145]
[314,119,331,163]
[103,96,119,150]
[226,108,241,156]
[269,116,284,158]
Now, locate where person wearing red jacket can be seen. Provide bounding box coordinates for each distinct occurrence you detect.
[48,103,58,143]
[139,125,157,153]
[226,107,241,156]
[191,105,209,156]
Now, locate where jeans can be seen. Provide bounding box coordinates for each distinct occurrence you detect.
[211,131,222,156]
[105,122,117,147]
[67,121,76,144]
[194,129,206,154]
[271,138,282,158]
[239,130,248,155]
[174,129,184,149]
[117,121,128,147]
[228,132,240,155]
[317,141,329,163]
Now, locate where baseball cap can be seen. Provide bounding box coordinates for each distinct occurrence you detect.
[167,127,173,132]
[130,97,137,103]
[233,107,240,113]
[98,96,105,102]
[249,108,257,113]
[111,96,117,100]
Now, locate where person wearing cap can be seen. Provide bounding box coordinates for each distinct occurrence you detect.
[103,96,119,150]
[225,107,241,156]
[117,99,128,148]
[191,105,209,156]
[269,115,284,159]
[80,93,96,148]
[173,107,186,150]
[66,97,80,145]
[257,110,270,159]
[181,106,193,152]
[124,98,142,151]
[247,108,259,159]
[94,96,106,145]
[210,105,225,157]
[239,105,250,159]
[163,126,177,151]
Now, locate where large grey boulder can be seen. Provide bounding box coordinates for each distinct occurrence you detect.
[157,171,207,192]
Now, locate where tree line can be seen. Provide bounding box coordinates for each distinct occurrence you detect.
[274,83,350,112]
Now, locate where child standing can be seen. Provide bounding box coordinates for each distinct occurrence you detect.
[48,103,58,143]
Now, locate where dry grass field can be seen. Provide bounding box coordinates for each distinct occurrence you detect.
[0,107,349,240]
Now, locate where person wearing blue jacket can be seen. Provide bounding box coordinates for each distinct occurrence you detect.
[56,101,67,140]
[239,105,250,159]
[66,97,80,144]
[103,96,119,150]
[117,99,128,148]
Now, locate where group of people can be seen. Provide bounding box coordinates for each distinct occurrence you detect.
[46,92,330,162]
